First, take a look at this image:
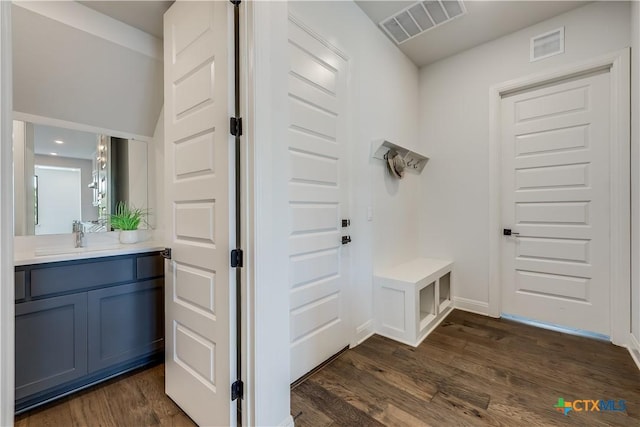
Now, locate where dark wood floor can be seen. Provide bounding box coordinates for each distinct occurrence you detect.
[15,310,640,426]
[15,364,196,427]
[292,309,640,426]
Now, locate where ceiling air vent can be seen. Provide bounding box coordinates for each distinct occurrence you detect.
[530,27,564,62]
[381,1,466,45]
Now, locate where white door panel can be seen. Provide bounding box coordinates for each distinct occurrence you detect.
[164,2,231,426]
[501,71,610,335]
[288,17,350,382]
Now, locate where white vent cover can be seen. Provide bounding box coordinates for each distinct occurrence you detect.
[530,27,564,62]
[380,1,466,45]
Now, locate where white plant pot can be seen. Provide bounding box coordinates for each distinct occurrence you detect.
[119,230,139,244]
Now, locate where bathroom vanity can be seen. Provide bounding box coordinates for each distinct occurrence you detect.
[14,247,165,412]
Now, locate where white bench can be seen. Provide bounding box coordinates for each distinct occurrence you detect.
[373,258,453,347]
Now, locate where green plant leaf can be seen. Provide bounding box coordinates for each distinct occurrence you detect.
[108,201,148,231]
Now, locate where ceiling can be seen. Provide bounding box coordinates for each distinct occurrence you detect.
[78,1,173,38]
[76,1,588,66]
[355,1,589,67]
[33,124,98,160]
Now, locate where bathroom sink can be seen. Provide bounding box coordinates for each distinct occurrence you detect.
[35,245,121,257]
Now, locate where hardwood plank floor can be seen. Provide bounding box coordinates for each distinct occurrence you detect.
[15,364,196,427]
[292,310,640,426]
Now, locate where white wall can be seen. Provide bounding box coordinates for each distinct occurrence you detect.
[250,2,292,425]
[288,0,420,344]
[12,4,162,138]
[418,1,631,314]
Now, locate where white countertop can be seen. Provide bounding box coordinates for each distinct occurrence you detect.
[14,231,166,266]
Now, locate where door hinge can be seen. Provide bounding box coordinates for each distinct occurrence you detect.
[160,248,172,260]
[231,380,244,401]
[231,249,243,268]
[230,117,243,137]
[341,235,352,245]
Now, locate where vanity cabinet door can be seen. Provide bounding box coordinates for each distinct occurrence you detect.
[15,293,88,400]
[87,280,164,373]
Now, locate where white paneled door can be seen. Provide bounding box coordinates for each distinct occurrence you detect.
[501,71,611,335]
[164,2,231,426]
[288,17,350,382]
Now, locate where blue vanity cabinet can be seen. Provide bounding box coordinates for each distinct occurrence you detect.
[87,279,164,373]
[14,252,165,412]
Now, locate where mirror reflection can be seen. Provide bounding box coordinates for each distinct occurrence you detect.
[13,121,148,236]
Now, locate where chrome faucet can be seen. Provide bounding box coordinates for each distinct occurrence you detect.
[73,221,86,248]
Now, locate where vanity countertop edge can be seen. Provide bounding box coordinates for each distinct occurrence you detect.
[15,241,166,266]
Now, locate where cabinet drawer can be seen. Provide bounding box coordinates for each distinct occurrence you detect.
[31,258,134,297]
[136,254,164,280]
[15,271,26,301]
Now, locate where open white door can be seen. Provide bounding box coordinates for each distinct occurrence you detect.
[164,2,232,426]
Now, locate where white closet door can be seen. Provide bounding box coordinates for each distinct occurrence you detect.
[501,71,611,335]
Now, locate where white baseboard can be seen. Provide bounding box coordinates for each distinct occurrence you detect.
[453,297,489,316]
[279,414,295,427]
[629,333,640,371]
[353,319,374,346]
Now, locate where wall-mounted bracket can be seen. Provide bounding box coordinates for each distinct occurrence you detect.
[371,139,429,174]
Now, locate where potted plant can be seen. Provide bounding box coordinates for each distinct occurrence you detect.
[109,201,147,244]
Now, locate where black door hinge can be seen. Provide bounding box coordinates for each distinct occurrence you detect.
[160,248,172,260]
[231,380,244,401]
[230,117,243,137]
[341,235,352,245]
[231,249,243,268]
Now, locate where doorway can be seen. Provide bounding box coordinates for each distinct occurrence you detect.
[33,166,81,235]
[489,50,630,344]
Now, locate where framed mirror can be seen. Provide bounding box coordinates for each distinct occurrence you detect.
[13,120,148,236]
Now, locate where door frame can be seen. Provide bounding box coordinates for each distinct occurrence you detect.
[488,48,631,346]
[0,1,14,424]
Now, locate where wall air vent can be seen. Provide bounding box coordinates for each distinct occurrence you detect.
[380,1,466,45]
[530,27,565,62]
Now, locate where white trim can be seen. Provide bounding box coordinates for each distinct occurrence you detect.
[629,334,640,371]
[0,2,14,425]
[239,2,254,426]
[488,49,631,345]
[453,297,490,316]
[13,1,162,60]
[13,112,151,142]
[279,415,296,427]
[247,1,292,425]
[353,319,374,346]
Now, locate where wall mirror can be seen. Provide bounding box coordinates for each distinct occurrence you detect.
[13,120,148,236]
